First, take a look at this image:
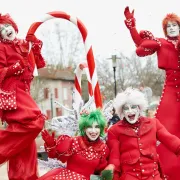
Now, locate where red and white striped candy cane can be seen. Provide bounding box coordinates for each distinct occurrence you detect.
[27,11,102,108]
[74,62,93,107]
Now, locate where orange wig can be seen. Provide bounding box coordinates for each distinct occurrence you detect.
[162,13,180,36]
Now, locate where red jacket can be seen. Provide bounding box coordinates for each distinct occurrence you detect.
[107,117,180,179]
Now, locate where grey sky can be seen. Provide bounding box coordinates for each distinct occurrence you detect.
[1,0,180,57]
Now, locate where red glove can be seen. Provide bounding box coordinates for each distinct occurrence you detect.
[124,6,134,19]
[26,34,39,43]
[42,130,56,147]
[6,61,24,78]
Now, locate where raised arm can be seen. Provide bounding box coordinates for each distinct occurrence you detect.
[26,34,46,69]
[124,6,142,46]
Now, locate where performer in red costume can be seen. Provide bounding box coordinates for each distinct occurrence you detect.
[0,13,46,180]
[105,88,180,180]
[124,7,180,179]
[38,109,109,180]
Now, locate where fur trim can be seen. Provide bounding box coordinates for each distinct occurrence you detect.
[113,88,148,119]
[162,13,180,37]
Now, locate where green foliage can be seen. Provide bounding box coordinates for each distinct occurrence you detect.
[90,170,113,180]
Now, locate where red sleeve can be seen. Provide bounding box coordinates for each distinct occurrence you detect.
[0,45,24,79]
[95,145,109,173]
[31,40,46,69]
[107,129,121,173]
[156,118,180,154]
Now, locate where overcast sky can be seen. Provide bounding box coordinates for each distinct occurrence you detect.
[1,0,180,57]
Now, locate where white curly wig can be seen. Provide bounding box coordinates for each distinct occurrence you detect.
[113,87,148,119]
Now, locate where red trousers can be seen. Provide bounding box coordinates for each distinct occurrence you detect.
[0,113,45,180]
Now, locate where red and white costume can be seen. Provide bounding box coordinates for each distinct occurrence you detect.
[0,16,46,179]
[38,135,109,180]
[124,7,180,179]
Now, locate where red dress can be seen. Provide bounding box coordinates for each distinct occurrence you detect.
[107,117,180,180]
[0,38,46,180]
[126,23,180,179]
[38,135,109,180]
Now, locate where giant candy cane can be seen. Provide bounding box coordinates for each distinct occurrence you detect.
[74,62,93,107]
[27,11,102,108]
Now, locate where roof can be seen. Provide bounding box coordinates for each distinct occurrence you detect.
[38,67,75,81]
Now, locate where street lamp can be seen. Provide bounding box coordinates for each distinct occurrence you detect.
[107,54,120,97]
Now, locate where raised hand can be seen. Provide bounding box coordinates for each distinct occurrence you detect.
[124,6,134,19]
[26,34,39,43]
[41,130,56,147]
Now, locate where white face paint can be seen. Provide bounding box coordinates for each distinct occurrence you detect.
[166,21,180,37]
[122,104,140,124]
[85,121,100,141]
[0,24,16,41]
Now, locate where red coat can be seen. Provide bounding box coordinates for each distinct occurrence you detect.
[0,39,46,180]
[107,117,180,180]
[127,26,180,180]
[39,136,109,180]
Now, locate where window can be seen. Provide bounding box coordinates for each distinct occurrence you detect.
[55,88,58,98]
[44,88,49,99]
[46,110,51,119]
[56,108,62,116]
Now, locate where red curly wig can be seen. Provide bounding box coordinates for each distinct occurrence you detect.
[162,13,180,36]
[0,13,18,33]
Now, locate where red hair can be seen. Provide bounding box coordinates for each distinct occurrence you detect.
[0,13,18,33]
[162,13,180,36]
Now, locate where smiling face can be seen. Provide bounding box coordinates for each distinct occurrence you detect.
[0,23,16,41]
[122,104,140,124]
[166,21,180,37]
[85,121,100,141]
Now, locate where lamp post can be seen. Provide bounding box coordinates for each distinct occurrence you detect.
[107,54,120,97]
[112,55,117,97]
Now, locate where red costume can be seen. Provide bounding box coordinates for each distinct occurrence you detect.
[124,7,180,179]
[107,117,180,180]
[38,135,109,180]
[0,14,46,180]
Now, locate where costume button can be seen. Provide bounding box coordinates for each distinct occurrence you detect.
[139,143,142,146]
[175,79,177,81]
[174,71,176,73]
[154,162,157,164]
[140,163,143,166]
[136,174,139,176]
[133,169,136,171]
[138,138,141,140]
[176,85,178,88]
[142,169,145,172]
[140,148,142,151]
[178,66,180,68]
[152,174,155,177]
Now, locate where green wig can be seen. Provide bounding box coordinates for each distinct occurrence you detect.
[79,109,107,137]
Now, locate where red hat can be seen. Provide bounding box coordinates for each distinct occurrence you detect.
[162,13,180,37]
[0,13,18,33]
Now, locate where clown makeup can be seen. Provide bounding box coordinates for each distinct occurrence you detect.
[166,21,180,37]
[85,121,100,141]
[122,104,140,124]
[0,24,16,41]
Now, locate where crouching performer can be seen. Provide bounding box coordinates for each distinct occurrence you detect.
[38,109,109,180]
[105,88,180,180]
